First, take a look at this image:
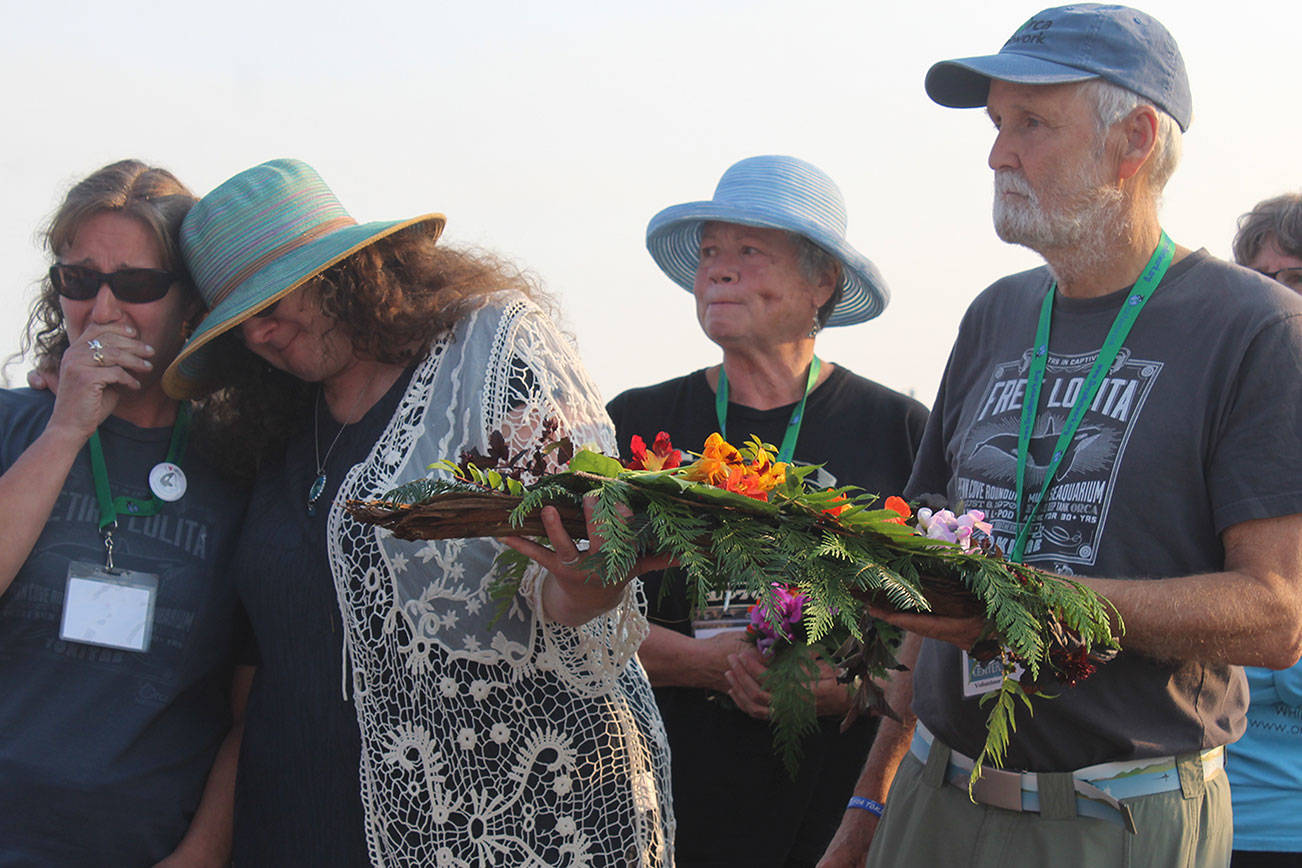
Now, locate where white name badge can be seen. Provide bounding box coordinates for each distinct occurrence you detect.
[961,649,1023,698]
[60,562,159,653]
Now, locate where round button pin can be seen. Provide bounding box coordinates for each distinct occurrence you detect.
[149,462,187,502]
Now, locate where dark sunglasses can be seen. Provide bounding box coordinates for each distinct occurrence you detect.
[50,264,177,303]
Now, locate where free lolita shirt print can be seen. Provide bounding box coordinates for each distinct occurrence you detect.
[953,345,1161,572]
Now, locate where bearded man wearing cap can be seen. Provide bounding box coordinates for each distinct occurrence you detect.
[816,6,1302,868]
[607,155,929,867]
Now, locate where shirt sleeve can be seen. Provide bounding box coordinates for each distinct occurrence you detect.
[1206,313,1302,532]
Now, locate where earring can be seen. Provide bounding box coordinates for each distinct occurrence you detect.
[807,317,821,339]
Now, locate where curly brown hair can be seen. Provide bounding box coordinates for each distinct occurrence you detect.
[193,222,555,484]
[17,159,198,369]
[311,222,553,363]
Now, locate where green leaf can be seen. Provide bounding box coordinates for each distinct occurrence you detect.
[761,643,822,779]
[567,449,626,478]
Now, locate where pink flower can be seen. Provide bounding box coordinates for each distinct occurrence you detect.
[916,507,993,552]
[746,584,806,658]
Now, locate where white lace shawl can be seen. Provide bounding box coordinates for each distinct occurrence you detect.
[324,293,673,867]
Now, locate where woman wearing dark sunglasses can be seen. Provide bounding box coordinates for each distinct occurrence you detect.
[0,160,252,866]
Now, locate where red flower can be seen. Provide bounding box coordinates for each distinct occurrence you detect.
[883,495,912,525]
[625,432,682,471]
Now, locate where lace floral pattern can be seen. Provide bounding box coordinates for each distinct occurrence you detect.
[327,294,673,866]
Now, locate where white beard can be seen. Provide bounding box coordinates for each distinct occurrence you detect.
[992,164,1127,264]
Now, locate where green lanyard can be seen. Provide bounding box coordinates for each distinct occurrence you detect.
[88,403,191,534]
[1010,233,1174,563]
[715,356,820,464]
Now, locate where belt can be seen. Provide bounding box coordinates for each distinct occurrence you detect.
[910,723,1225,833]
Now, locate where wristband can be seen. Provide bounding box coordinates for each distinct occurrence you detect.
[847,796,884,817]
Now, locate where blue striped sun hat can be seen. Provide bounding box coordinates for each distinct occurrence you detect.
[646,155,888,327]
[162,158,445,398]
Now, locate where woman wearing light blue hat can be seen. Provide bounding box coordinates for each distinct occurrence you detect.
[163,159,673,866]
[607,154,929,867]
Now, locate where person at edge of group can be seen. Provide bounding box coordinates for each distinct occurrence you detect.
[816,6,1302,868]
[1224,191,1302,868]
[159,159,674,867]
[607,154,928,867]
[0,161,253,866]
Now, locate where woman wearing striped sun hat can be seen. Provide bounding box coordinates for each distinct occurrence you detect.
[607,154,930,868]
[163,159,674,866]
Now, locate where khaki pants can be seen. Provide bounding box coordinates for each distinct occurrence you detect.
[865,751,1232,868]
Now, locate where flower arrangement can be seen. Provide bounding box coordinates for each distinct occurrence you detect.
[348,429,1121,781]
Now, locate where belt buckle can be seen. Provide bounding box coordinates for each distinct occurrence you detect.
[970,767,1025,812]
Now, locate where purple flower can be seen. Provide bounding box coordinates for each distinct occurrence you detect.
[747,583,807,659]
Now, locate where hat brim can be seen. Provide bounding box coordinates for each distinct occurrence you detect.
[925,54,1100,108]
[645,202,888,327]
[163,213,445,399]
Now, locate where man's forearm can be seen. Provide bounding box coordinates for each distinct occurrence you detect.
[1080,513,1302,667]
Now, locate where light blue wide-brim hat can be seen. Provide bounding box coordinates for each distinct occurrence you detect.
[162,158,445,398]
[645,155,888,327]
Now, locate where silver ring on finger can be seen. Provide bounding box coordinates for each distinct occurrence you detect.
[92,349,105,366]
[560,554,582,567]
[87,338,103,351]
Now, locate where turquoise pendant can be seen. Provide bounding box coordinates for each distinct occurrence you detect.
[307,473,326,515]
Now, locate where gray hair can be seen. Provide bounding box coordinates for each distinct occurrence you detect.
[1082,79,1183,193]
[1233,193,1302,265]
[788,232,842,328]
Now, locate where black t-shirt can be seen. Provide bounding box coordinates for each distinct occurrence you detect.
[607,363,928,867]
[232,367,414,867]
[0,389,247,867]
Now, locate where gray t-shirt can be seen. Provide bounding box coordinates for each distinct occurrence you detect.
[0,389,246,866]
[907,250,1302,771]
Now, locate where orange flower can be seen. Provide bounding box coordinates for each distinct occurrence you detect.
[682,433,742,486]
[822,490,850,518]
[702,432,743,464]
[681,433,785,501]
[883,495,912,525]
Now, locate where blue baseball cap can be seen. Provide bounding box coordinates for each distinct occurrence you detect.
[925,4,1192,131]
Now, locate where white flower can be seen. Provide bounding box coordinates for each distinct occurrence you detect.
[552,774,573,795]
[490,723,510,744]
[457,728,477,750]
[391,552,409,574]
[556,816,577,836]
[439,677,459,698]
[469,680,491,701]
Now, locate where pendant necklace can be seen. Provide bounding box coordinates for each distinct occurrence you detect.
[307,373,378,516]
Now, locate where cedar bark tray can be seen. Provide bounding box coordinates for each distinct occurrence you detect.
[345,493,982,619]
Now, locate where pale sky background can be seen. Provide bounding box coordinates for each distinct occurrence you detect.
[2,0,1297,407]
